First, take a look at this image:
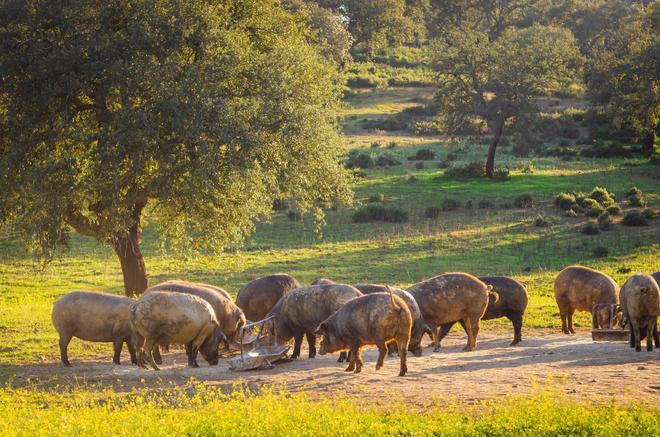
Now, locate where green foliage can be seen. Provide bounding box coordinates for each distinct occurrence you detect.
[346,152,375,169]
[443,162,486,179]
[374,153,401,167]
[622,210,649,227]
[425,206,442,219]
[533,215,555,227]
[587,187,615,207]
[441,198,461,211]
[368,193,385,203]
[555,193,577,210]
[626,187,647,207]
[597,212,613,230]
[0,0,352,292]
[607,205,622,216]
[408,148,435,161]
[352,204,408,223]
[592,246,609,258]
[641,208,656,220]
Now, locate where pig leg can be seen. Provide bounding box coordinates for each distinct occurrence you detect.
[291,332,304,359]
[152,346,163,365]
[306,333,316,359]
[646,322,654,352]
[338,351,348,363]
[354,347,364,374]
[112,337,123,365]
[435,322,454,351]
[375,342,387,370]
[126,337,138,365]
[462,317,475,352]
[58,332,72,366]
[143,338,160,370]
[508,312,523,345]
[567,307,576,334]
[396,339,408,377]
[559,302,570,334]
[185,343,196,367]
[632,320,642,352]
[345,342,359,372]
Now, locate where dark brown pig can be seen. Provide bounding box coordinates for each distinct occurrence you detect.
[354,284,431,356]
[407,273,496,352]
[51,291,137,366]
[554,266,619,334]
[620,274,660,352]
[236,274,301,322]
[130,291,227,370]
[315,286,412,376]
[265,284,362,359]
[311,278,335,285]
[591,303,623,329]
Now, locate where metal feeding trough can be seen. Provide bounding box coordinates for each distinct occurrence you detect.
[591,303,629,342]
[228,316,289,371]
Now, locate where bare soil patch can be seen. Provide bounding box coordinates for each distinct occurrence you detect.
[9,332,659,406]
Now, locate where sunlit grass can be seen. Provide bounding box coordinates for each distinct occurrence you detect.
[0,383,657,436]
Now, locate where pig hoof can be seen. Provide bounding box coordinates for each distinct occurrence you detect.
[344,365,354,372]
[375,364,382,370]
[398,370,407,377]
[462,346,474,352]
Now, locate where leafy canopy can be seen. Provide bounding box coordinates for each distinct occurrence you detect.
[0,0,352,259]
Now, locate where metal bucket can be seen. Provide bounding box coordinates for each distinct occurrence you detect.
[228,316,290,371]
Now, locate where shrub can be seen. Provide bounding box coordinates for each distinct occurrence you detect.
[478,200,494,209]
[351,169,367,179]
[554,146,579,157]
[441,198,461,211]
[444,162,485,179]
[415,162,424,170]
[492,168,511,181]
[593,246,609,258]
[375,153,401,167]
[352,204,408,223]
[346,152,374,169]
[514,194,533,208]
[597,212,612,230]
[416,148,435,160]
[641,208,655,219]
[622,210,648,227]
[606,205,622,215]
[370,141,381,148]
[580,198,600,210]
[581,141,641,158]
[425,206,442,219]
[518,163,534,174]
[565,209,578,217]
[287,210,302,221]
[412,121,443,136]
[555,193,576,210]
[405,175,418,184]
[626,187,646,207]
[582,222,600,235]
[585,206,604,218]
[533,215,553,227]
[570,204,584,215]
[446,153,458,162]
[387,141,397,149]
[574,192,587,205]
[368,193,385,203]
[437,160,449,169]
[587,187,615,206]
[465,200,473,209]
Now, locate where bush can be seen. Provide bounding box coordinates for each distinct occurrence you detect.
[574,192,587,205]
[444,162,485,179]
[622,210,648,227]
[513,194,533,208]
[585,206,604,218]
[580,198,600,210]
[441,198,461,211]
[375,153,401,167]
[587,187,615,206]
[581,141,641,158]
[626,187,646,207]
[606,205,622,215]
[533,215,554,227]
[368,193,385,203]
[565,209,578,217]
[582,222,600,235]
[597,212,613,230]
[415,162,424,170]
[642,208,656,220]
[352,204,408,223]
[518,163,534,174]
[437,160,449,169]
[273,199,289,211]
[477,200,493,209]
[346,152,374,169]
[425,206,442,219]
[554,146,579,157]
[387,141,397,149]
[408,148,435,161]
[492,168,511,181]
[370,141,381,148]
[592,246,609,258]
[465,200,473,209]
[287,210,302,221]
[412,121,443,136]
[405,175,418,184]
[555,192,576,210]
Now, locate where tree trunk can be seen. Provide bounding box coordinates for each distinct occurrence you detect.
[485,119,505,178]
[111,203,148,297]
[641,130,655,156]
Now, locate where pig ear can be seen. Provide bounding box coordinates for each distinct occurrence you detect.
[314,323,327,336]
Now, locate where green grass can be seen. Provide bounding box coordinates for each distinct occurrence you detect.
[0,383,657,436]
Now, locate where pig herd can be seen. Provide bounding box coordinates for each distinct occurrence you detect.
[51,266,660,377]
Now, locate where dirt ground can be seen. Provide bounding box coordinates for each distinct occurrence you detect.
[10,331,659,405]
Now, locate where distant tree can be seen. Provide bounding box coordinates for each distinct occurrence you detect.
[285,0,354,67]
[432,24,581,176]
[318,0,428,55]
[586,4,659,155]
[0,0,352,295]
